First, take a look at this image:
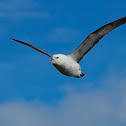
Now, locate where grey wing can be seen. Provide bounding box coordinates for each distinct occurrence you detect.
[10,38,52,57]
[69,17,126,63]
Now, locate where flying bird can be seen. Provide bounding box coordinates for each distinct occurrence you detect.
[11,17,126,78]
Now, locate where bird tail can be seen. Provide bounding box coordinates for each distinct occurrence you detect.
[80,72,86,77]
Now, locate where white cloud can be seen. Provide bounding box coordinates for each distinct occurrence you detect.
[1,71,126,126]
[47,28,81,43]
[0,0,50,19]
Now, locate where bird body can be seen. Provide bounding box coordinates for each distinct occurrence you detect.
[50,54,85,78]
[11,17,126,78]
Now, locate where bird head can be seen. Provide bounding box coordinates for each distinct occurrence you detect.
[50,54,67,65]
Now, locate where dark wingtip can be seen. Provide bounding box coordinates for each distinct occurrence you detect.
[10,38,15,41]
[10,38,19,42]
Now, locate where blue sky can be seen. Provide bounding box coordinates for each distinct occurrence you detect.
[0,0,126,125]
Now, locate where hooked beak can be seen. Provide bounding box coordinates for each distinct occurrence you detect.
[50,59,54,64]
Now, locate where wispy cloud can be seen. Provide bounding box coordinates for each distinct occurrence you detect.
[47,28,81,43]
[1,71,126,126]
[0,0,50,19]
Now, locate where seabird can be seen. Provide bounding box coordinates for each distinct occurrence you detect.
[11,17,126,78]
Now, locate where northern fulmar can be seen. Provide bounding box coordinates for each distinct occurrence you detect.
[11,17,126,78]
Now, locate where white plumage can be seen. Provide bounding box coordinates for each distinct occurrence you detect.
[50,54,84,78]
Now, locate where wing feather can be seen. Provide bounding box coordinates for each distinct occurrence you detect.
[69,17,126,63]
[10,38,52,57]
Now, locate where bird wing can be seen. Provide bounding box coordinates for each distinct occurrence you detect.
[10,38,52,57]
[69,17,126,63]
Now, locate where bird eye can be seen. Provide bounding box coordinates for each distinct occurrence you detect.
[56,57,59,59]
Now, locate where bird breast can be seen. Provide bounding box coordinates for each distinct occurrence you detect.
[53,59,81,77]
